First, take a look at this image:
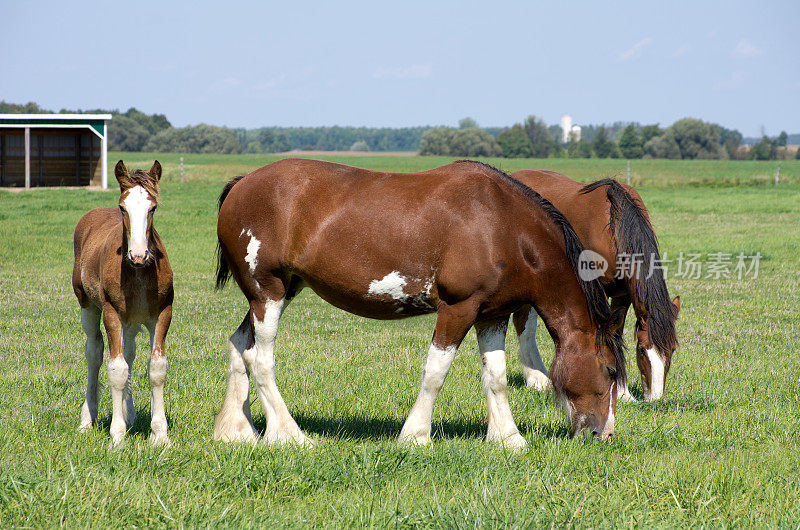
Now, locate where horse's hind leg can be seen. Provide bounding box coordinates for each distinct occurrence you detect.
[121,324,139,427]
[79,305,103,431]
[213,312,259,443]
[248,296,311,446]
[610,295,636,403]
[476,318,526,451]
[512,306,552,390]
[146,305,172,446]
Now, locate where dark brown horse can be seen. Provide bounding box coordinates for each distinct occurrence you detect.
[510,170,680,401]
[72,160,173,446]
[213,159,625,448]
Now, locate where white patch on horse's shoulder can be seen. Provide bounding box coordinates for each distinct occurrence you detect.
[240,228,246,237]
[368,271,407,300]
[645,348,665,401]
[245,233,261,273]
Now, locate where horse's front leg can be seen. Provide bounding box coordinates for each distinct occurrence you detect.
[399,299,478,446]
[146,305,172,446]
[512,305,552,390]
[610,295,637,403]
[103,303,128,446]
[476,317,526,451]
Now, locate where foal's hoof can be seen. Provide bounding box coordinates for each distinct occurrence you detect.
[398,433,431,447]
[264,428,314,448]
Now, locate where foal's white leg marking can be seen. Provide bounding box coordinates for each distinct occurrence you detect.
[368,271,407,300]
[123,186,151,259]
[601,382,616,440]
[107,354,130,446]
[399,343,457,446]
[121,325,138,427]
[146,321,170,446]
[617,381,637,403]
[244,230,261,273]
[644,347,665,401]
[214,322,259,443]
[478,322,527,451]
[516,311,552,390]
[250,299,312,446]
[79,307,103,431]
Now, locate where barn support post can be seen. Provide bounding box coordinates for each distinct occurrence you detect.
[38,134,43,186]
[24,127,30,189]
[101,124,108,189]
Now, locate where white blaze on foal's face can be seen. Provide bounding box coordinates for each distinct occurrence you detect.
[121,186,155,265]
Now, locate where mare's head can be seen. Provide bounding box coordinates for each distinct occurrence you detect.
[635,295,680,400]
[551,326,625,441]
[115,160,161,267]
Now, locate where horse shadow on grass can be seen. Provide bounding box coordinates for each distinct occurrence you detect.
[98,409,172,440]
[253,412,572,442]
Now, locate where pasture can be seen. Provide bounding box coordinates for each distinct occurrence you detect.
[1,154,799,527]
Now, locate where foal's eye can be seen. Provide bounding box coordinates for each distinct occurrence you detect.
[606,366,617,379]
[119,205,125,214]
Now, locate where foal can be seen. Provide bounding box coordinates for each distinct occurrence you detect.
[72,160,173,445]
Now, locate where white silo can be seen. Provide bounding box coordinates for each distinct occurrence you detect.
[561,114,572,144]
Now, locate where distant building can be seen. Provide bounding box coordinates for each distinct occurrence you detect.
[560,114,581,143]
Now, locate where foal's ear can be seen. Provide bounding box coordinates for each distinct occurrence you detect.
[150,160,162,181]
[114,160,128,180]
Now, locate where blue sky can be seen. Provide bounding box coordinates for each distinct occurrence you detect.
[3,1,797,136]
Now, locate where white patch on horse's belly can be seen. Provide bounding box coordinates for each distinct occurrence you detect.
[368,271,407,300]
[244,230,261,273]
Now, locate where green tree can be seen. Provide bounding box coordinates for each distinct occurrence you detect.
[449,128,502,157]
[777,131,788,147]
[419,128,455,155]
[350,140,369,151]
[643,132,681,159]
[749,136,777,160]
[593,126,616,158]
[669,118,727,159]
[618,125,644,159]
[796,146,800,160]
[497,125,534,158]
[640,124,662,144]
[720,127,743,160]
[523,115,551,158]
[144,124,242,154]
[458,117,478,129]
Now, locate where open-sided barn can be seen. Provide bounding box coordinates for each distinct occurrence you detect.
[0,114,111,189]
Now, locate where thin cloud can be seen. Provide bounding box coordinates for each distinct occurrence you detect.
[617,38,653,62]
[672,43,692,58]
[732,39,763,59]
[373,64,432,80]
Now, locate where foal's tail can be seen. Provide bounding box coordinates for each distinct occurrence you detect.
[580,179,678,354]
[215,175,247,290]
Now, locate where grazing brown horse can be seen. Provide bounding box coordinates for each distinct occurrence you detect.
[72,160,173,446]
[510,170,680,401]
[213,159,625,448]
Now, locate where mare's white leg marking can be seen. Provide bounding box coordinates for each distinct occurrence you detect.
[121,325,138,427]
[601,382,616,440]
[644,347,665,401]
[244,231,261,273]
[479,322,526,451]
[146,322,170,446]
[368,271,407,300]
[79,307,103,431]
[214,322,259,443]
[123,186,151,257]
[517,311,552,390]
[250,299,312,446]
[399,343,457,446]
[617,382,637,403]
[107,355,130,445]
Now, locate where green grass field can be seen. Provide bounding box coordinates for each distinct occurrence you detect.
[1,154,799,527]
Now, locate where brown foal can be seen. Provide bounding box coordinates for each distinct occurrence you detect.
[213,159,625,448]
[510,170,680,401]
[72,160,173,446]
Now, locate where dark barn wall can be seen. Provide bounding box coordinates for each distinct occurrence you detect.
[0,129,101,187]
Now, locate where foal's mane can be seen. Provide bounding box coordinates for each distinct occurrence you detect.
[119,169,161,203]
[455,160,626,381]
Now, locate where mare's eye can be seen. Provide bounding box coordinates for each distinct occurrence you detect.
[607,366,617,379]
[119,205,125,213]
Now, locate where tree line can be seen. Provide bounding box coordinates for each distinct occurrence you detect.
[1,101,796,160]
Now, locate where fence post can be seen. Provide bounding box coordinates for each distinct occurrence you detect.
[180,156,184,183]
[626,160,631,185]
[775,161,781,185]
